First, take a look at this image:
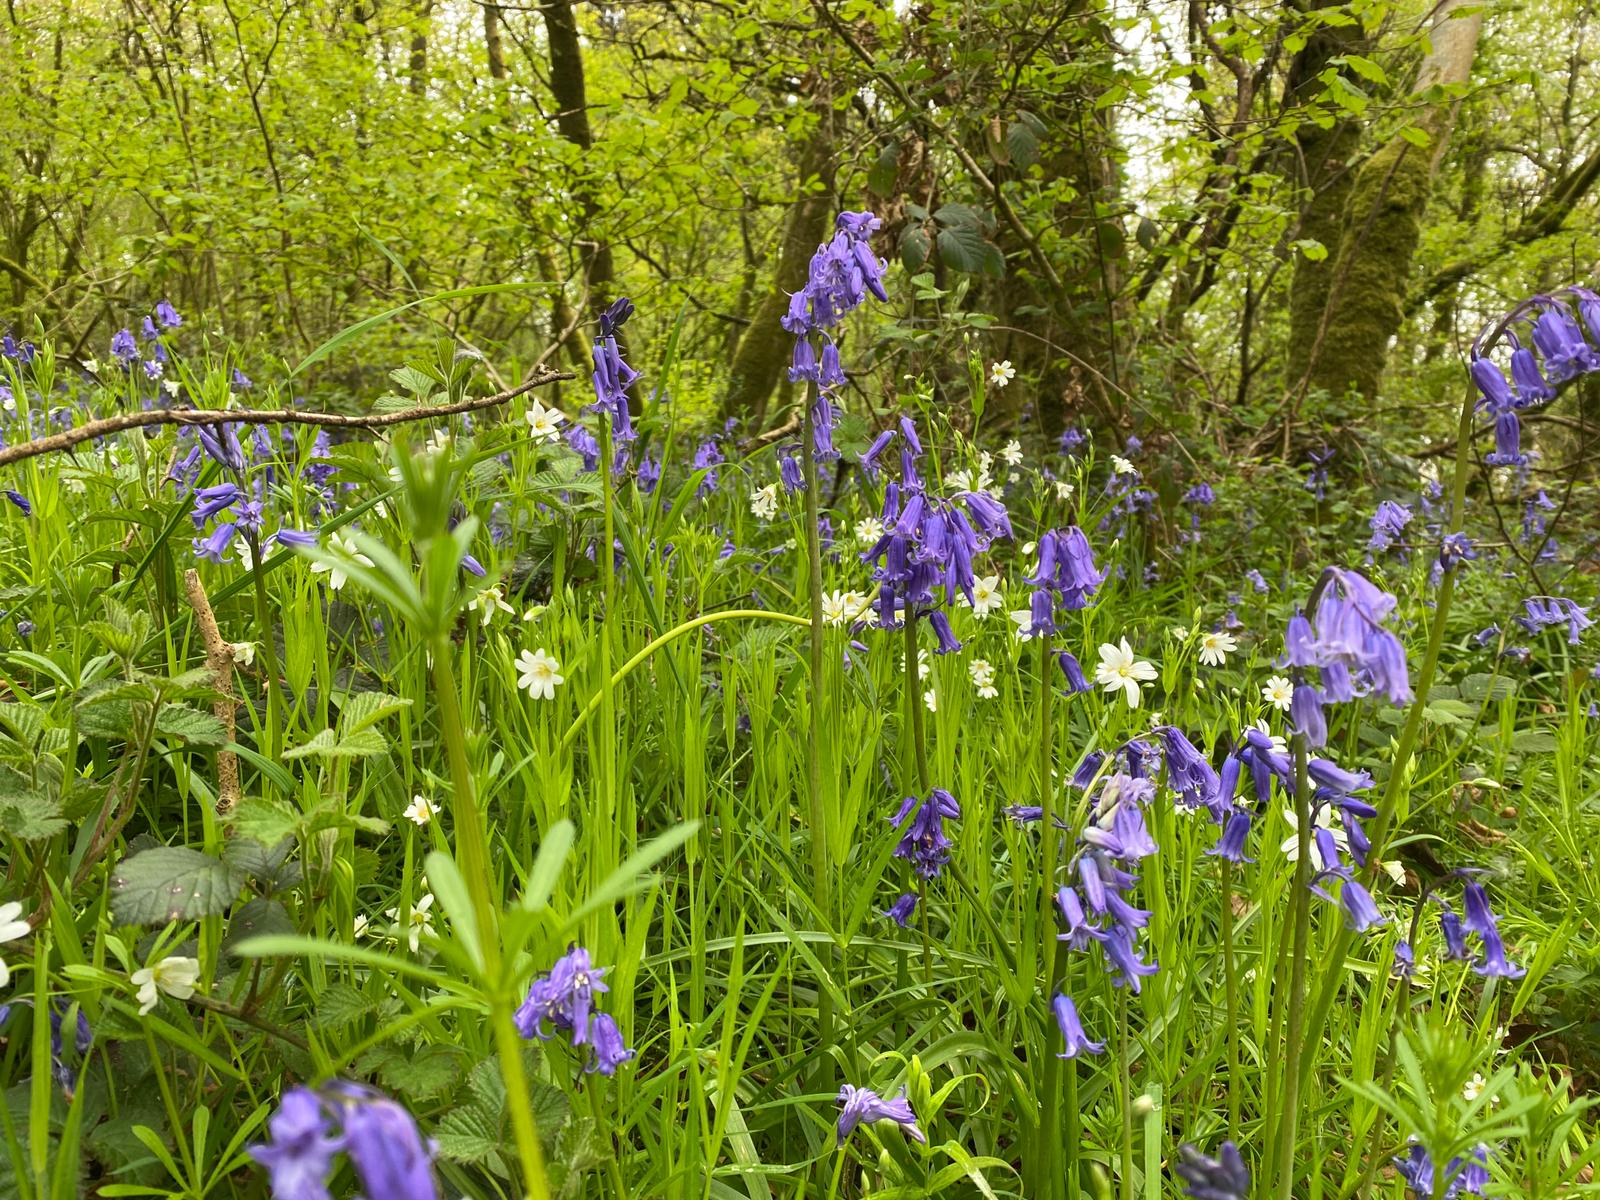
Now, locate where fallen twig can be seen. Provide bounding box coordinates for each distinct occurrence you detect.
[0,369,573,469]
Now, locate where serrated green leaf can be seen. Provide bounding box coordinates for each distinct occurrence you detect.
[378,1044,465,1101]
[0,768,66,841]
[434,1104,502,1163]
[229,797,303,848]
[335,692,412,735]
[110,846,247,926]
[282,727,388,760]
[314,983,376,1031]
[155,704,229,747]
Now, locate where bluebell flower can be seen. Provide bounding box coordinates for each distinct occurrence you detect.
[1304,446,1333,499]
[6,490,30,517]
[1176,1141,1251,1200]
[584,1013,635,1076]
[1206,811,1254,864]
[1437,904,1470,961]
[111,329,139,363]
[1051,993,1105,1058]
[1246,569,1269,594]
[154,300,182,329]
[587,297,639,442]
[1461,881,1525,978]
[1055,886,1100,951]
[192,523,238,563]
[197,423,246,473]
[1056,651,1090,693]
[1438,532,1476,571]
[1290,683,1327,748]
[1336,877,1384,931]
[337,1088,439,1200]
[514,946,610,1041]
[835,1084,926,1146]
[1394,1141,1490,1200]
[1302,567,1411,704]
[1183,482,1215,505]
[1531,304,1598,382]
[248,1087,345,1200]
[1366,500,1413,554]
[884,893,918,927]
[889,788,961,879]
[1158,726,1221,813]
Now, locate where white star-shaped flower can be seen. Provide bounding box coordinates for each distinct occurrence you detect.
[1094,638,1158,708]
[515,648,564,700]
[130,956,201,1015]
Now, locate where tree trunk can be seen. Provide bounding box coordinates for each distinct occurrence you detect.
[1282,1,1374,389]
[543,0,615,306]
[482,3,505,83]
[408,1,431,97]
[719,118,835,425]
[1295,0,1484,401]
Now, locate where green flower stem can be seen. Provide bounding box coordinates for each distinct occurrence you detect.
[1220,860,1241,1143]
[560,610,810,750]
[246,529,285,759]
[1273,732,1314,1200]
[431,641,551,1200]
[1037,632,1062,1200]
[1118,986,1134,1200]
[1288,385,1478,1184]
[597,415,619,861]
[800,384,836,1053]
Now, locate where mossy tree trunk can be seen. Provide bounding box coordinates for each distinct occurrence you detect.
[1292,0,1484,402]
[720,108,835,426]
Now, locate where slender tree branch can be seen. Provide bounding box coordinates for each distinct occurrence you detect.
[0,370,573,469]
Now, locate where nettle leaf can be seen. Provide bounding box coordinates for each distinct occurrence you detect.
[335,692,412,735]
[378,1044,466,1101]
[110,846,247,925]
[314,983,376,1031]
[0,767,66,841]
[435,1103,503,1164]
[155,704,229,747]
[282,727,388,760]
[230,797,302,848]
[223,898,295,955]
[389,365,437,400]
[936,224,1005,277]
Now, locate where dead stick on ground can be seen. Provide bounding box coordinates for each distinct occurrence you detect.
[0,368,574,469]
[183,569,242,816]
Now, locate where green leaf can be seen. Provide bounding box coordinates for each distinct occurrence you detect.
[229,797,303,848]
[155,704,229,747]
[898,226,932,271]
[378,1044,465,1101]
[282,727,388,760]
[936,224,1005,276]
[335,691,413,735]
[110,846,247,926]
[314,983,376,1031]
[1511,730,1558,755]
[0,768,66,840]
[222,898,295,955]
[867,142,900,195]
[1005,120,1041,168]
[389,366,437,400]
[434,1103,502,1163]
[1293,238,1329,261]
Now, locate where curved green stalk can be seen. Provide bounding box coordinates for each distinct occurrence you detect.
[560,610,810,749]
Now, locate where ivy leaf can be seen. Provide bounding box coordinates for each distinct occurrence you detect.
[110,846,247,925]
